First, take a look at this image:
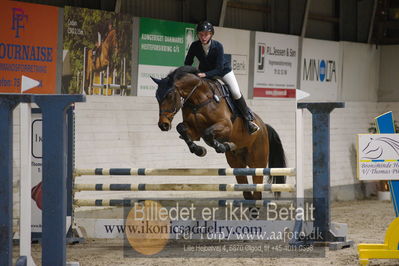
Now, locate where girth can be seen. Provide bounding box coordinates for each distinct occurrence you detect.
[185,98,214,114]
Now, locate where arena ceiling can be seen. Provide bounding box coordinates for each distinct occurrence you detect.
[16,0,399,44]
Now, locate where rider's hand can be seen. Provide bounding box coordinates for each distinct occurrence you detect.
[197,73,206,78]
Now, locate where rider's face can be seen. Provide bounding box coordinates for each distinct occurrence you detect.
[198,31,212,44]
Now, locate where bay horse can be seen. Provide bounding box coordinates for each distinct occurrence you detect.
[151,66,286,200]
[85,28,118,91]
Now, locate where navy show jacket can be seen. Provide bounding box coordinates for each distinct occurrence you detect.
[184,39,232,78]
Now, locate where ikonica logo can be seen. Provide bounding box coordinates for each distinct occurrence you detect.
[12,8,28,38]
[257,43,265,72]
[303,58,336,82]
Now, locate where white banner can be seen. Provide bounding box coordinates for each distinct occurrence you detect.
[301,38,340,101]
[231,54,248,75]
[75,218,297,240]
[31,113,42,233]
[137,65,175,96]
[253,32,298,98]
[357,134,399,180]
[30,112,71,235]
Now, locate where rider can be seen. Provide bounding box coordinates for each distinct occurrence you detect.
[184,21,259,134]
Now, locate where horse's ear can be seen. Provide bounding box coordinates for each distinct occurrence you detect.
[150,76,162,85]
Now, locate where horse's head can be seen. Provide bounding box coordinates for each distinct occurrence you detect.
[151,76,182,131]
[151,66,200,131]
[361,137,382,159]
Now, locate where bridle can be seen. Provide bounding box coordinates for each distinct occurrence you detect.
[158,91,180,122]
[159,81,201,121]
[160,78,221,119]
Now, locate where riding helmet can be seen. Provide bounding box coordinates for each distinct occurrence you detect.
[196,21,214,34]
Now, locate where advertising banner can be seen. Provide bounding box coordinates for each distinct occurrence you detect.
[0,1,59,94]
[253,32,298,98]
[357,134,399,180]
[63,6,133,95]
[138,18,195,96]
[213,26,250,97]
[31,112,43,233]
[300,38,340,101]
[30,111,72,236]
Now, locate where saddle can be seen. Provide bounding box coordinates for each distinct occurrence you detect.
[211,79,255,121]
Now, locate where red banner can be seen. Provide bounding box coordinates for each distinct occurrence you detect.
[253,88,296,98]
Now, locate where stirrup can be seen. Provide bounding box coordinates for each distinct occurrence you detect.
[248,121,259,134]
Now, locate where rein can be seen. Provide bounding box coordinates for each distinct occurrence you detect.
[179,79,222,114]
[159,78,223,119]
[180,81,201,108]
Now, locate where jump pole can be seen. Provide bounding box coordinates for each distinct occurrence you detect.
[19,103,35,266]
[74,199,294,208]
[298,102,353,249]
[0,94,85,266]
[290,89,309,246]
[74,183,295,192]
[74,167,295,177]
[0,95,29,266]
[82,47,86,95]
[358,111,399,265]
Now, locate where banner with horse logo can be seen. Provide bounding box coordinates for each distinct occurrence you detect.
[357,133,399,180]
[63,6,132,95]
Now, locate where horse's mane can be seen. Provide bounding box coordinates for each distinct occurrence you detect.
[167,66,199,86]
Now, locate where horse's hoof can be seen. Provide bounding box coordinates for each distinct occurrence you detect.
[215,144,227,153]
[243,192,253,200]
[194,147,207,157]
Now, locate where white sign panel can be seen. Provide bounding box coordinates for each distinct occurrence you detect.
[253,32,298,98]
[137,65,175,96]
[31,114,42,233]
[301,38,340,101]
[357,134,399,180]
[76,218,296,240]
[231,54,248,75]
[214,26,250,97]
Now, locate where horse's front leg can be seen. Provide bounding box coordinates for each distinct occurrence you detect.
[252,175,263,200]
[176,122,207,157]
[203,123,236,153]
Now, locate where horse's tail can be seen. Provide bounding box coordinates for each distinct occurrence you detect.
[266,123,286,184]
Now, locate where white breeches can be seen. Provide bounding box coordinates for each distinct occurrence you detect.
[222,71,242,100]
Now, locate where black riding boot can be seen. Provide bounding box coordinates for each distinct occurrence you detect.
[235,96,259,134]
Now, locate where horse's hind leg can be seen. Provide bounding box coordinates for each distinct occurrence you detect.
[225,151,252,200]
[203,123,235,153]
[247,135,269,200]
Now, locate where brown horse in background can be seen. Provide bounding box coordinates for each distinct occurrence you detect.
[85,28,118,91]
[151,66,287,200]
